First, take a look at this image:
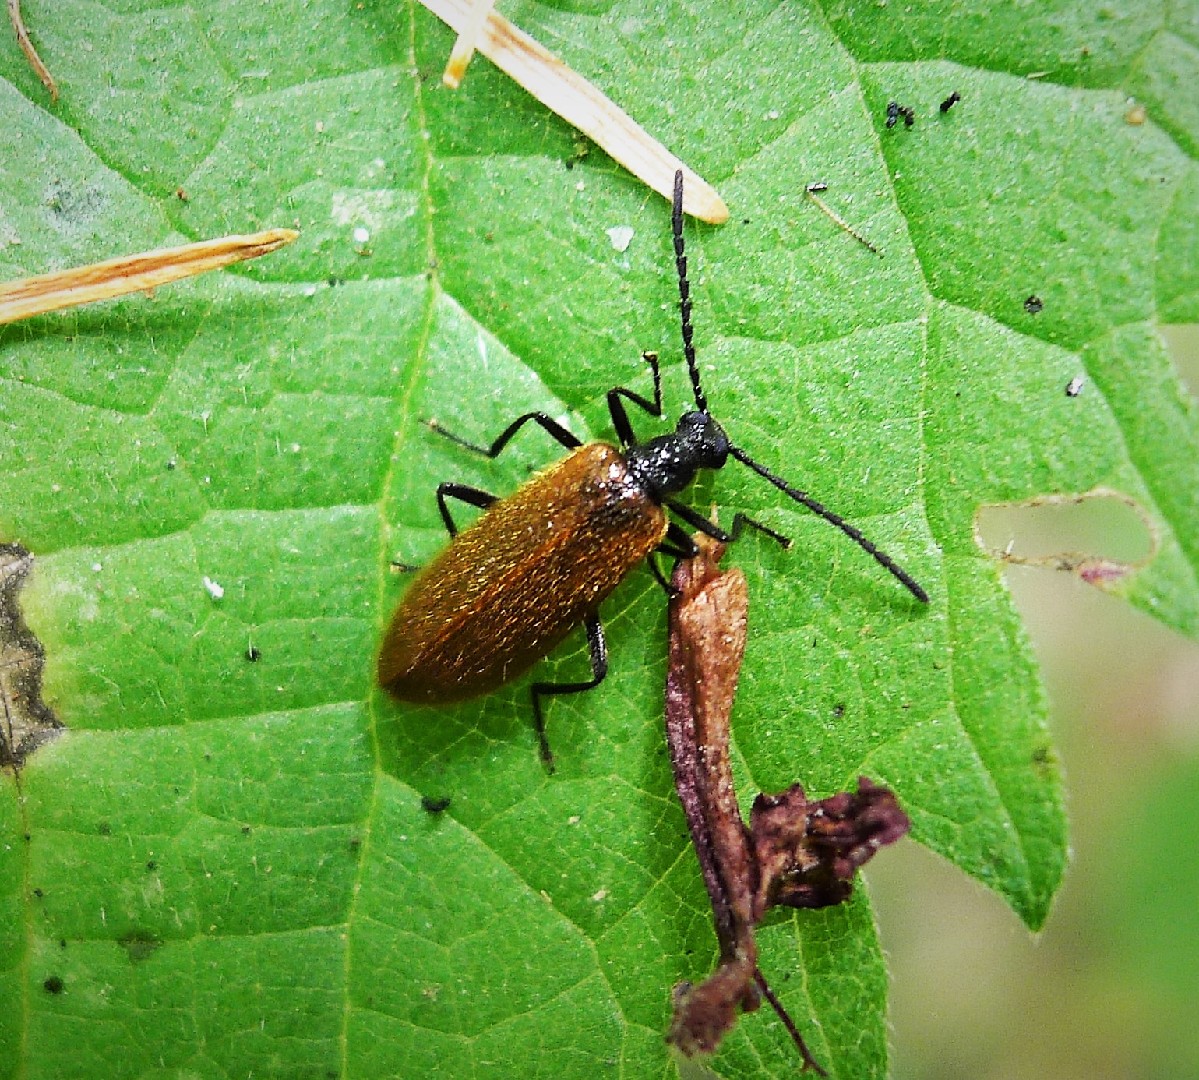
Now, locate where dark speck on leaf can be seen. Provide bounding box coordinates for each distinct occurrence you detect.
[43,976,64,994]
[1024,295,1044,314]
[421,795,452,814]
[118,929,164,964]
[886,101,915,128]
[245,646,262,662]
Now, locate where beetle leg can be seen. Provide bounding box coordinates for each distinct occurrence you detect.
[607,350,665,448]
[663,500,794,550]
[663,498,733,541]
[651,522,700,592]
[661,519,701,557]
[436,482,498,537]
[649,518,704,598]
[428,412,582,457]
[646,552,685,598]
[728,512,792,550]
[530,615,608,771]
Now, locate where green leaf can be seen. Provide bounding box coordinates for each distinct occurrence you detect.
[2,1,1196,1077]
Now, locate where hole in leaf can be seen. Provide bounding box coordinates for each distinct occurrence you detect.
[1,543,61,770]
[1160,323,1199,399]
[975,489,1157,587]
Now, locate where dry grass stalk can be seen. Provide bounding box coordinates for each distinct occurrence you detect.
[0,229,298,325]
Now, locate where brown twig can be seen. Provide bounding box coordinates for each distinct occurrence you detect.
[665,532,825,1072]
[8,0,58,101]
[805,182,881,256]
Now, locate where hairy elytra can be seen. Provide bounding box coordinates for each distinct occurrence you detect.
[378,171,928,766]
[378,443,667,700]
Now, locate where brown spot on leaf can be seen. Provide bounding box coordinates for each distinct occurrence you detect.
[1,543,61,770]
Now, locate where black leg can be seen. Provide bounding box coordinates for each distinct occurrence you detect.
[436,482,498,537]
[648,522,700,594]
[428,412,582,458]
[646,553,676,596]
[607,351,665,448]
[662,520,700,557]
[663,499,793,550]
[728,512,793,549]
[663,498,733,540]
[530,615,608,771]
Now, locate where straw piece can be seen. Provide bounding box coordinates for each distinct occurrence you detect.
[0,229,299,325]
[442,0,496,88]
[417,0,728,223]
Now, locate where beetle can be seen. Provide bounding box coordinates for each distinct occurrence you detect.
[378,171,928,767]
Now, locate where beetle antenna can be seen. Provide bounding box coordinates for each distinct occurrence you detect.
[672,170,709,415]
[728,444,929,603]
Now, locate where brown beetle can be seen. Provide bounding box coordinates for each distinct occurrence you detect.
[379,172,928,766]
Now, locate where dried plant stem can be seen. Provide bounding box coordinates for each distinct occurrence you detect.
[8,0,58,101]
[441,0,495,88]
[0,229,298,325]
[665,533,827,1074]
[805,182,881,256]
[417,0,728,223]
[665,529,909,1072]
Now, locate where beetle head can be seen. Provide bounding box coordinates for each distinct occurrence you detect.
[675,411,729,472]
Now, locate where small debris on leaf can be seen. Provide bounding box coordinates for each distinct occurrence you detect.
[886,101,915,128]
